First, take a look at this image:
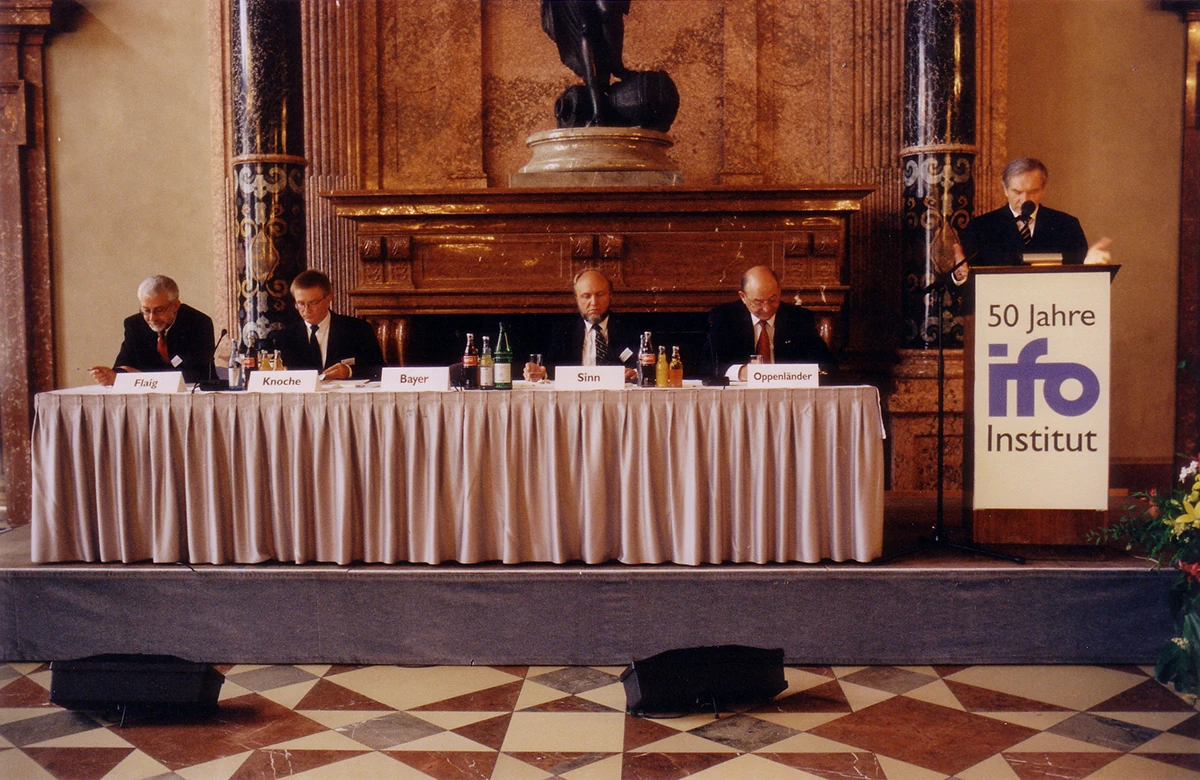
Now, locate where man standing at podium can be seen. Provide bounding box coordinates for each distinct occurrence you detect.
[955,157,1111,281]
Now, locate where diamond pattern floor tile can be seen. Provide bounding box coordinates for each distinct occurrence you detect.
[0,662,1195,779]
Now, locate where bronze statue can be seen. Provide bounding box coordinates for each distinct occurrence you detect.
[541,0,678,132]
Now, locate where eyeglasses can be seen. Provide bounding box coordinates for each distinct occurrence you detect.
[140,303,176,317]
[744,296,780,308]
[293,293,330,311]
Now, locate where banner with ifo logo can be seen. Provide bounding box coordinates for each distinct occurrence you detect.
[973,269,1110,510]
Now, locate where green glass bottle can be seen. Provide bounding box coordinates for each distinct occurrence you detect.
[494,322,513,390]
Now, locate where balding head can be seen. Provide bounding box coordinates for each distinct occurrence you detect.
[573,269,613,324]
[738,265,782,321]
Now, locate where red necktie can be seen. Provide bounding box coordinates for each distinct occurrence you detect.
[157,332,169,363]
[756,321,771,363]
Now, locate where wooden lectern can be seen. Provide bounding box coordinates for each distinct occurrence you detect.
[964,264,1119,545]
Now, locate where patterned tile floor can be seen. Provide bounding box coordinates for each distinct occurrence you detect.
[1,662,1198,779]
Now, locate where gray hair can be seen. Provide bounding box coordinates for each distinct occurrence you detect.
[137,275,179,302]
[1002,157,1049,187]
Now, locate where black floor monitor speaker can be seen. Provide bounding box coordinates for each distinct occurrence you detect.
[620,645,787,716]
[49,654,224,714]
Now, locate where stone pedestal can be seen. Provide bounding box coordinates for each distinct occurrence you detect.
[510,127,683,188]
[886,348,964,491]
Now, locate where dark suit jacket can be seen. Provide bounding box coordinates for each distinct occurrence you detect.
[113,303,216,383]
[277,311,385,380]
[707,300,836,376]
[545,314,638,379]
[960,205,1088,267]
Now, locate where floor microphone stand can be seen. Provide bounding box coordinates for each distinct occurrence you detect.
[882,264,1025,564]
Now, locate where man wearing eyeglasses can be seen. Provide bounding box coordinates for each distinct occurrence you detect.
[89,275,216,386]
[707,265,836,381]
[276,269,384,381]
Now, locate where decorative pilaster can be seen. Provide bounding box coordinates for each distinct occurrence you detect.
[230,0,306,349]
[900,0,977,348]
[0,0,60,524]
[1165,1,1200,459]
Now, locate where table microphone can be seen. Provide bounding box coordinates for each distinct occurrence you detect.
[198,328,229,391]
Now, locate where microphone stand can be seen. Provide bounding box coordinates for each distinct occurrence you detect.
[198,329,229,392]
[881,259,1024,564]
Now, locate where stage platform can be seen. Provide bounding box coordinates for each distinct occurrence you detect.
[0,494,1174,667]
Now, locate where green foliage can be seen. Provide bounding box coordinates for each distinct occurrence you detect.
[1093,456,1200,697]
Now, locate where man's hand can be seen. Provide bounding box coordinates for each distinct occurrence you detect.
[524,362,547,382]
[320,362,352,380]
[950,242,969,285]
[1084,237,1113,265]
[89,366,117,386]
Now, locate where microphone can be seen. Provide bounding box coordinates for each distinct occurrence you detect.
[199,328,229,391]
[1019,200,1035,219]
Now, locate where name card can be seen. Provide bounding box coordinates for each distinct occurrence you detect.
[112,372,185,394]
[381,366,451,392]
[746,364,819,388]
[555,365,626,390]
[247,370,319,393]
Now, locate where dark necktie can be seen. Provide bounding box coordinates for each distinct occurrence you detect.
[756,320,771,363]
[594,324,609,365]
[309,323,322,367]
[156,332,169,364]
[1017,215,1032,245]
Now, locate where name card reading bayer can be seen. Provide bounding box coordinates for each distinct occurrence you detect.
[247,370,319,393]
[381,366,451,392]
[555,365,626,390]
[746,364,819,388]
[111,372,185,394]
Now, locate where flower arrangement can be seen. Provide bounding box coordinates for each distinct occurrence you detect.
[1094,456,1200,697]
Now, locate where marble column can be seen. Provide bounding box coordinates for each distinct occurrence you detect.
[231,0,306,350]
[900,0,976,348]
[0,1,59,524]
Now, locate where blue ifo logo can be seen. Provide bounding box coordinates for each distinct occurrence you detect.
[988,338,1100,417]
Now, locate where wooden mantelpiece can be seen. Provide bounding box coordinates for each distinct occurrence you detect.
[326,187,874,328]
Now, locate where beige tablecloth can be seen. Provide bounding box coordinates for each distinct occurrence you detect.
[31,385,884,565]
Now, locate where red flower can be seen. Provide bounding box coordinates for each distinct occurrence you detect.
[1179,561,1200,583]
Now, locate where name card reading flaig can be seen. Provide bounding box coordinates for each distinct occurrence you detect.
[381,367,451,392]
[111,372,185,394]
[746,364,819,388]
[554,365,626,390]
[247,370,319,393]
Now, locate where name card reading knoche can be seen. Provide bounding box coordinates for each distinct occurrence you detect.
[746,364,820,388]
[380,366,451,392]
[247,370,319,393]
[555,365,626,390]
[111,371,185,394]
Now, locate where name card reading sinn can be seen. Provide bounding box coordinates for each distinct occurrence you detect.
[247,370,319,393]
[746,364,819,388]
[381,366,451,392]
[111,371,185,394]
[555,365,626,390]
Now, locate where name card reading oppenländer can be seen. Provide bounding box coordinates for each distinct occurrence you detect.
[554,365,626,390]
[247,370,319,393]
[381,366,451,392]
[746,364,819,388]
[111,372,185,394]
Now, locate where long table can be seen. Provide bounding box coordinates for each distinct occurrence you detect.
[31,384,885,565]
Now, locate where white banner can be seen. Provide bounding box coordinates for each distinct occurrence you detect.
[380,366,451,392]
[111,372,185,394]
[973,270,1110,509]
[554,365,626,390]
[747,364,820,388]
[247,370,319,393]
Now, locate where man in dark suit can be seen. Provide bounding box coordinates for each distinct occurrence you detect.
[956,157,1111,276]
[276,269,384,380]
[707,265,836,380]
[524,269,637,382]
[89,275,216,385]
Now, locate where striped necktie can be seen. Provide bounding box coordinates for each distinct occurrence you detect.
[594,325,609,365]
[1017,215,1032,245]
